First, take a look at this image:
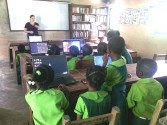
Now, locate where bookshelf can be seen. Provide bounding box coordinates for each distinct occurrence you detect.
[69,4,108,42]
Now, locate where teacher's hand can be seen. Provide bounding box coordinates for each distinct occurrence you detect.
[29,31,33,34]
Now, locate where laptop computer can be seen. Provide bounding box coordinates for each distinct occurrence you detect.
[94,55,112,66]
[32,55,77,87]
[29,35,43,42]
[63,39,81,54]
[29,41,48,55]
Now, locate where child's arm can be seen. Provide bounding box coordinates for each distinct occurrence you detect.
[102,53,108,67]
[58,84,70,101]
[127,84,140,108]
[76,115,82,120]
[74,97,86,120]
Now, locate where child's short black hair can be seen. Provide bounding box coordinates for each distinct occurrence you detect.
[97,42,107,55]
[86,65,106,90]
[107,30,120,41]
[69,45,79,57]
[82,44,92,56]
[48,44,60,55]
[108,36,125,55]
[137,58,157,78]
[33,64,54,87]
[18,44,25,53]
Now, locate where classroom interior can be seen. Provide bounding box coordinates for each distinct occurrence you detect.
[0,0,167,125]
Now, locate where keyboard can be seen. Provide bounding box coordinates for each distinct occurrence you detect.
[49,74,77,88]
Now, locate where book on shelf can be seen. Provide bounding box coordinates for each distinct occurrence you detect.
[72,7,90,14]
[72,24,91,30]
[72,15,82,21]
[72,31,89,38]
[91,8,107,15]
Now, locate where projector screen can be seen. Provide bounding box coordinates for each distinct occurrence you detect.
[7,0,69,30]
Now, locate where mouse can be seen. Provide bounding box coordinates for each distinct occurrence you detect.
[128,73,132,78]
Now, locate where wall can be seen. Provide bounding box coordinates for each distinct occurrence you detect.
[111,0,167,58]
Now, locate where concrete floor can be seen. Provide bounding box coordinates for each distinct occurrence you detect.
[0,61,28,125]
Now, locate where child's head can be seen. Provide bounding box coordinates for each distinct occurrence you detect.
[69,45,79,57]
[82,44,92,56]
[108,36,125,56]
[136,58,157,78]
[18,44,25,53]
[97,42,107,55]
[33,64,54,89]
[107,30,120,41]
[86,65,106,90]
[48,44,60,55]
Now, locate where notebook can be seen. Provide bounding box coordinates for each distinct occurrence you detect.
[32,55,77,87]
[63,39,81,54]
[29,41,48,55]
[28,35,43,42]
[94,55,112,66]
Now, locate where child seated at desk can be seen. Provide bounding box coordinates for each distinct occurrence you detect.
[25,64,69,125]
[127,58,164,125]
[107,30,133,64]
[82,44,93,60]
[97,42,107,55]
[47,44,60,55]
[67,45,80,71]
[16,44,27,84]
[102,36,128,125]
[74,65,111,120]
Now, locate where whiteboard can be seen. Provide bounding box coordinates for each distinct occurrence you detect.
[7,0,69,30]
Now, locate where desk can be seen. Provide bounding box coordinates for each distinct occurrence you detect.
[21,54,167,95]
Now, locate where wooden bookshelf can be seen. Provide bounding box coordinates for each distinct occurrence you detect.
[69,4,108,42]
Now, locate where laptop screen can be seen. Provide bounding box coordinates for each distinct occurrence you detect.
[29,42,48,55]
[32,55,68,75]
[29,36,42,42]
[94,56,112,66]
[63,39,81,54]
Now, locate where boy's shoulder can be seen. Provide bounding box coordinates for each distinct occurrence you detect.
[108,57,126,68]
[132,78,163,89]
[26,88,64,97]
[80,91,109,101]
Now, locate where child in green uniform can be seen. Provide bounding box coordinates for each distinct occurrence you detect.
[97,42,107,55]
[82,44,93,60]
[16,44,27,84]
[74,65,111,120]
[127,58,164,125]
[107,30,133,64]
[102,36,128,125]
[25,64,69,125]
[47,44,60,55]
[67,45,80,71]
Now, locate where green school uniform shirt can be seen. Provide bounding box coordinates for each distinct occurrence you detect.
[127,78,164,119]
[122,48,133,64]
[82,55,93,60]
[25,88,69,125]
[67,57,80,71]
[74,91,111,119]
[103,57,127,91]
[16,53,27,66]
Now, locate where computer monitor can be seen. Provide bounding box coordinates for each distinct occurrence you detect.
[32,55,68,75]
[29,35,42,42]
[29,41,48,55]
[94,55,112,66]
[63,39,81,54]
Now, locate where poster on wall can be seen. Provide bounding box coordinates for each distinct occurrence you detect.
[119,8,149,25]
